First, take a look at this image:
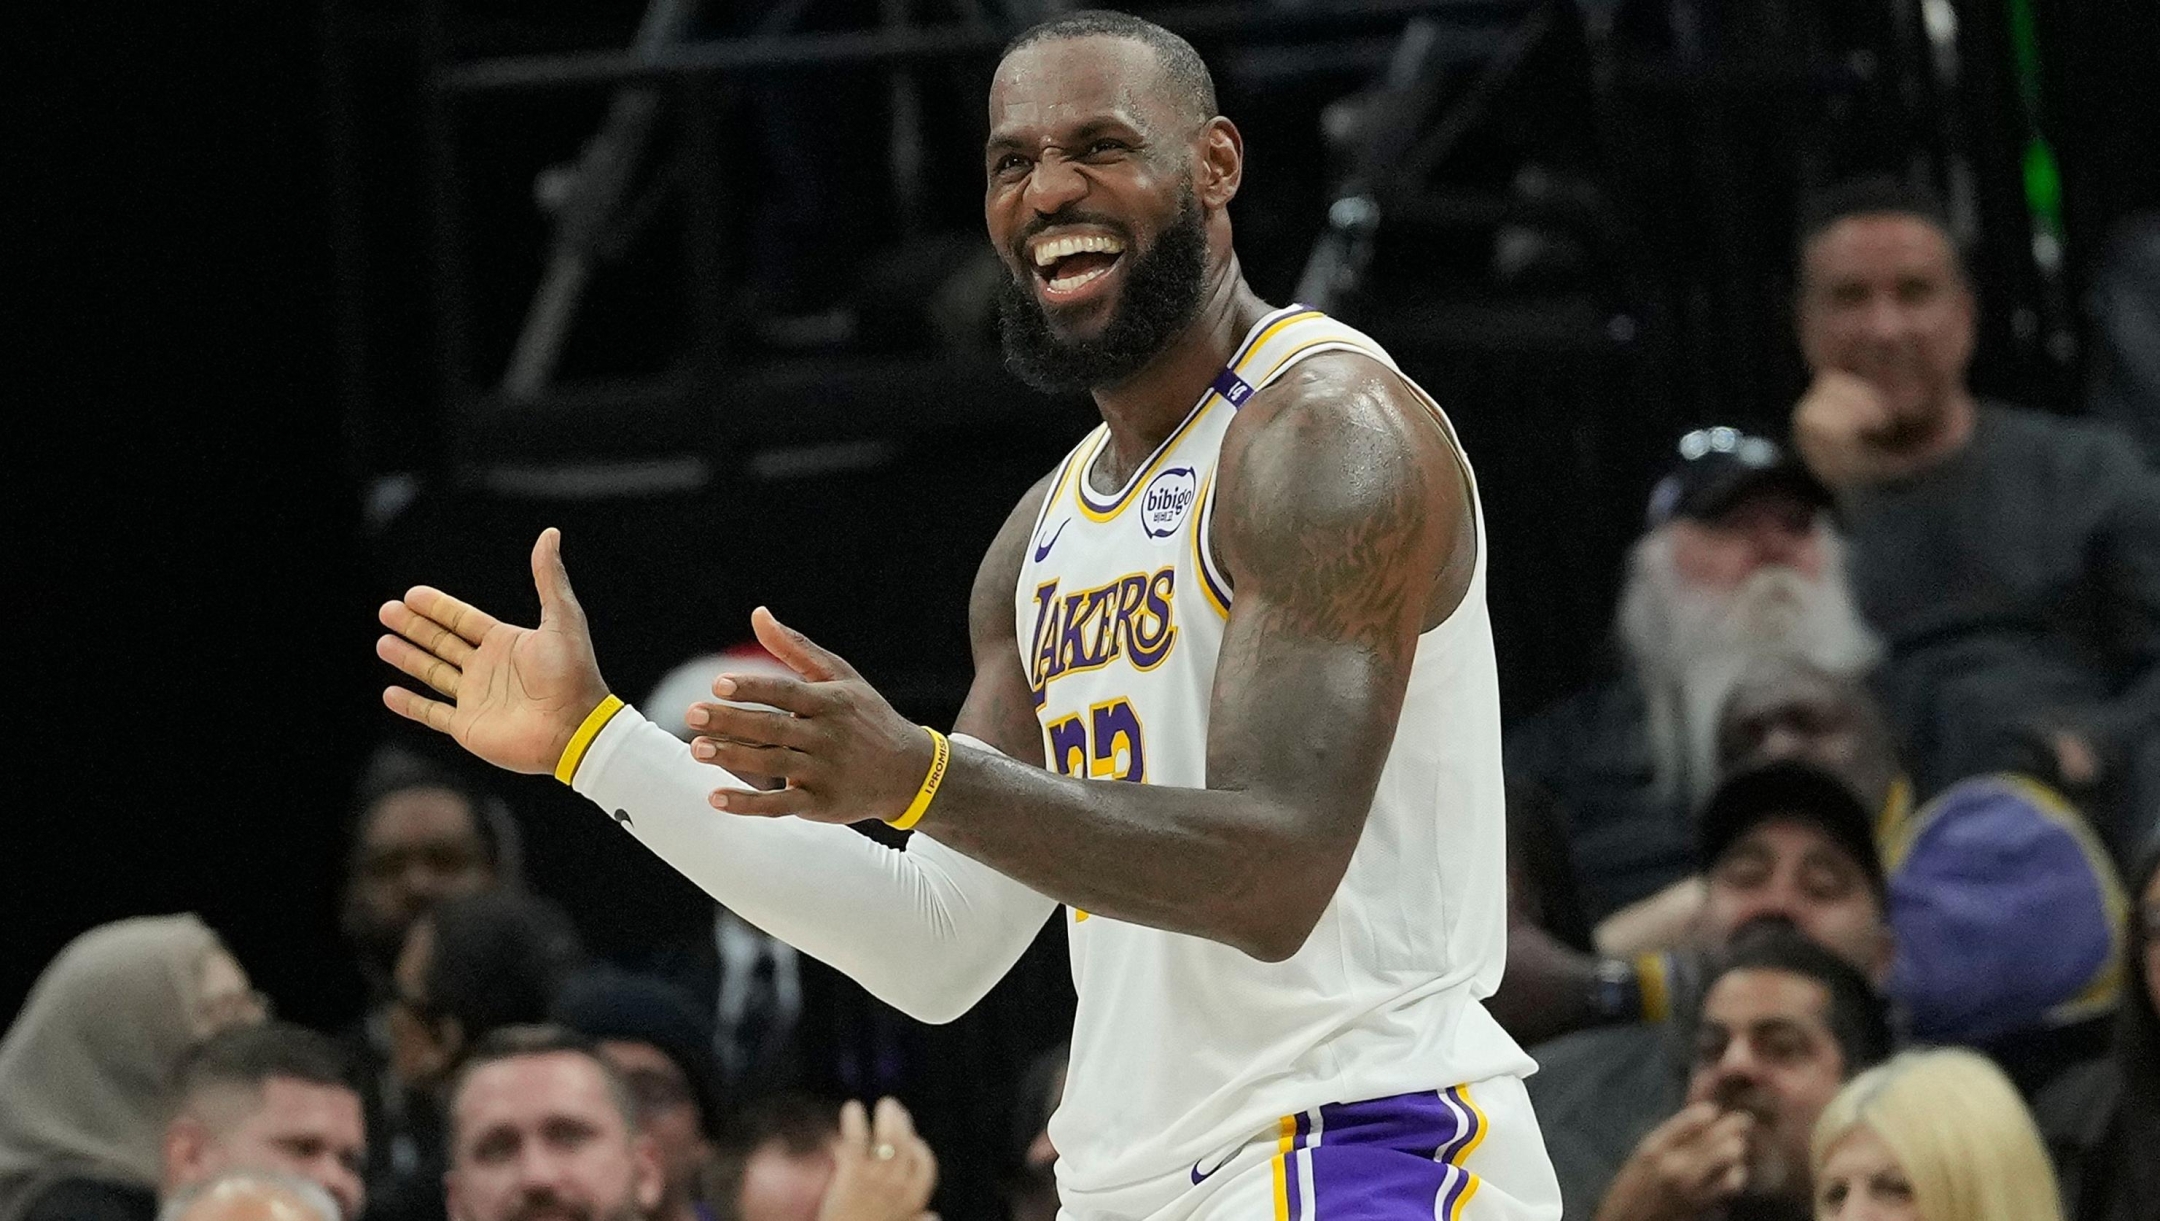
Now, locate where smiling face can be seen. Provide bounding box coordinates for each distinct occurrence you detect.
[984,33,1237,392]
[1796,214,1975,446]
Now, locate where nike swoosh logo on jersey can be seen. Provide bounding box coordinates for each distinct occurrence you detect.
[1033,518,1070,562]
[1190,1148,1237,1185]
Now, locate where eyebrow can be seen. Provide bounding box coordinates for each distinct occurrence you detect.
[987,116,1144,153]
[1748,1016,1818,1040]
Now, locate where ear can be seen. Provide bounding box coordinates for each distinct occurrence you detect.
[1196,116,1243,211]
[632,1135,665,1212]
[444,1166,466,1221]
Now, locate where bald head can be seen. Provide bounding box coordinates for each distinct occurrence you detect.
[1000,11,1217,127]
[160,1173,339,1221]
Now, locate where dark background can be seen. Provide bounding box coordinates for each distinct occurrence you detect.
[12,0,2157,1211]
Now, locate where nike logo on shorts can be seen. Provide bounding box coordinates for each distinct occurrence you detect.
[1190,1148,1237,1185]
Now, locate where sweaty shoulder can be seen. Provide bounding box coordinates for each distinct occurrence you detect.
[1214,349,1476,632]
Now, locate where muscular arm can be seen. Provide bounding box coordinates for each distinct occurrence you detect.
[914,355,1473,959]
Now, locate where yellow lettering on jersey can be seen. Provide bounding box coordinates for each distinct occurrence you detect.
[1026,566,1178,706]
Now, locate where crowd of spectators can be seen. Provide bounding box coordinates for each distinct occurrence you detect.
[3,175,2154,1221]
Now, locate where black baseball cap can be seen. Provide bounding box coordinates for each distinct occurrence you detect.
[1697,759,1884,895]
[1646,427,1831,529]
[552,967,725,1136]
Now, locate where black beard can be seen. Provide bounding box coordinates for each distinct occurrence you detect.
[996,190,1210,395]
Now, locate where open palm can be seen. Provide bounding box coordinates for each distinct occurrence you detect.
[376,528,613,775]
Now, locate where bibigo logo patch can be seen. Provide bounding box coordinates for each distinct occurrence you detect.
[1140,466,1199,541]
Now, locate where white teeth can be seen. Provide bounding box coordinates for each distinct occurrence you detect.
[1048,264,1111,293]
[1032,233,1126,266]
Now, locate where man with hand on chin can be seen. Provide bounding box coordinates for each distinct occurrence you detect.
[1789,175,2160,853]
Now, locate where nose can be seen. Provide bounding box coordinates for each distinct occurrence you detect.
[1748,523,1806,570]
[1712,1036,1764,1086]
[1731,875,1805,931]
[1858,292,1909,342]
[313,1158,364,1220]
[1023,152,1088,217]
[514,1141,569,1198]
[1755,724,1809,761]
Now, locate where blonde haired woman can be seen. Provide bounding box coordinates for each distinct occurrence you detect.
[1810,1047,2063,1221]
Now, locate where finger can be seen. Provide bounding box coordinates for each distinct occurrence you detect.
[383,686,456,735]
[377,635,463,698]
[531,528,587,629]
[688,702,819,749]
[904,1133,939,1203]
[752,606,862,683]
[692,737,806,782]
[708,784,815,818]
[837,1099,870,1153]
[710,673,830,717]
[1652,1101,1722,1146]
[402,586,502,648]
[872,1097,914,1149]
[379,600,476,669]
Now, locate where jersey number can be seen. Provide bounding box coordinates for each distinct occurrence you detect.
[1045,698,1146,782]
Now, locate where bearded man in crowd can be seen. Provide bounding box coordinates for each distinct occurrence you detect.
[1507,428,1880,921]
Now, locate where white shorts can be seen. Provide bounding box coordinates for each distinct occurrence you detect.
[1060,1076,1561,1221]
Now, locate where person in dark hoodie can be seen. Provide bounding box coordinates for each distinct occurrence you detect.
[2034,826,2160,1221]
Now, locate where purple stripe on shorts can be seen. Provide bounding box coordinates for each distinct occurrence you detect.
[1299,1090,1478,1221]
[1317,1091,1464,1162]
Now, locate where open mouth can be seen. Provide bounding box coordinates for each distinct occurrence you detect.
[1031,233,1126,303]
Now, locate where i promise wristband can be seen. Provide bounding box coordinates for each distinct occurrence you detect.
[887,727,950,830]
[555,695,627,784]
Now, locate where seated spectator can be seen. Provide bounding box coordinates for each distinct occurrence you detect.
[716,1094,937,1221]
[553,969,724,1221]
[1811,1048,2063,1221]
[1509,426,1879,921]
[1490,779,1621,1047]
[1612,660,2127,1092]
[0,915,266,1221]
[341,747,521,1221]
[441,1025,660,1221]
[2034,828,2160,1221]
[370,894,585,1221]
[1593,927,1893,1221]
[157,1172,340,1221]
[162,1024,366,1219]
[1789,174,2160,853]
[1529,761,1893,1221]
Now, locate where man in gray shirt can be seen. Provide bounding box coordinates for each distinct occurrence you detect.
[1790,176,2160,853]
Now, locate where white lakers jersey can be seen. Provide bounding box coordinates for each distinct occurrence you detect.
[1015,305,1535,1205]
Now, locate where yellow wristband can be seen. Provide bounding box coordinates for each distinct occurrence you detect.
[886,726,950,830]
[554,695,626,784]
[1635,952,1672,1025]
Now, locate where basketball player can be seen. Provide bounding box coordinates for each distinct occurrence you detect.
[376,12,1560,1221]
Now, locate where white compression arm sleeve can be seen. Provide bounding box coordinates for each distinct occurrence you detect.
[571,707,1059,1024]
